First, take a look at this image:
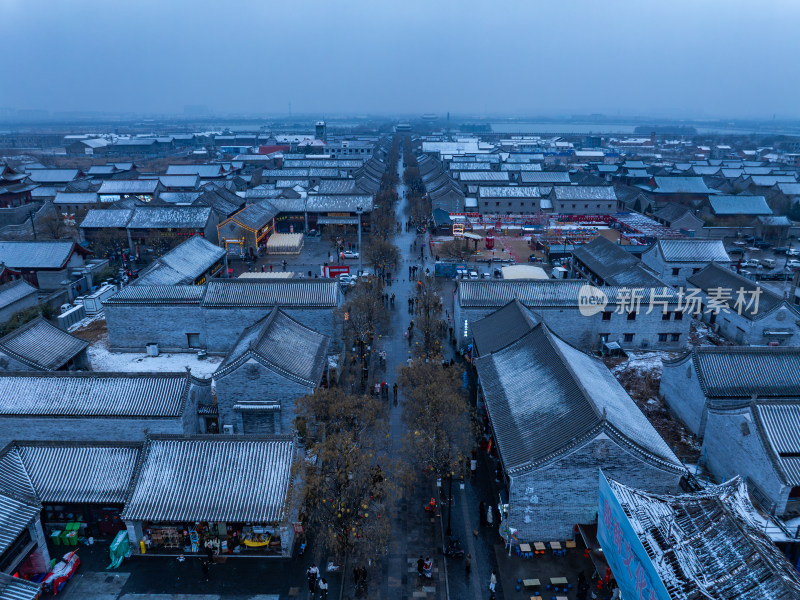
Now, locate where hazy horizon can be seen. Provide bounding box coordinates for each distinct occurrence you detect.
[2,0,799,120]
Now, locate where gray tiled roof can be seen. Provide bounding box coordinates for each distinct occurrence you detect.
[470,300,540,356]
[0,372,192,417]
[0,280,37,311]
[457,279,678,308]
[166,165,226,178]
[551,186,616,201]
[687,263,785,320]
[651,176,715,194]
[227,201,279,230]
[18,443,140,504]
[27,169,79,184]
[0,447,35,501]
[688,346,800,398]
[135,236,225,286]
[0,241,79,270]
[748,175,797,187]
[127,206,212,229]
[500,163,543,172]
[158,175,200,188]
[756,403,800,486]
[316,179,359,194]
[121,436,294,523]
[653,203,694,222]
[458,171,509,182]
[0,572,41,600]
[202,279,340,308]
[520,171,571,183]
[478,186,540,199]
[216,308,330,385]
[606,477,800,600]
[707,195,771,216]
[656,239,730,263]
[0,495,39,561]
[475,324,678,473]
[0,317,88,370]
[98,179,159,195]
[54,192,98,205]
[304,194,373,213]
[104,285,205,305]
[80,208,134,228]
[572,237,639,279]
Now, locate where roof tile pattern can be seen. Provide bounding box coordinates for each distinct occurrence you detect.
[0,317,88,370]
[0,372,190,416]
[18,444,140,504]
[121,436,294,522]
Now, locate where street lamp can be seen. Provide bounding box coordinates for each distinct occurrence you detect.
[356,205,364,276]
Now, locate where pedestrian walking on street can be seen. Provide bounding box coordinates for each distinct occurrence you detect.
[307,564,319,597]
[269,264,273,272]
[205,542,214,563]
[479,501,487,527]
[393,382,398,404]
[489,571,497,593]
[390,293,395,306]
[318,578,329,599]
[416,556,425,577]
[465,553,472,577]
[486,505,494,528]
[201,560,210,582]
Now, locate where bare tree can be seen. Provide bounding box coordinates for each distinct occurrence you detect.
[437,238,474,261]
[412,276,444,359]
[364,238,400,276]
[399,359,475,483]
[294,388,393,563]
[338,277,389,361]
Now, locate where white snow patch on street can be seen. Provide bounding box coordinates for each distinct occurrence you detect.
[67,312,105,333]
[87,335,222,377]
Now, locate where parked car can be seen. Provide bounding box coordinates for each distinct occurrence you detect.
[755,240,772,249]
[493,268,503,279]
[481,272,491,279]
[743,235,756,243]
[787,248,800,257]
[338,273,356,286]
[342,250,359,259]
[773,246,790,255]
[468,270,479,279]
[743,258,760,268]
[727,247,745,256]
[358,269,372,279]
[787,259,800,270]
[761,258,777,269]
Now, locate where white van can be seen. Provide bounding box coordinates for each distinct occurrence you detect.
[760,258,776,269]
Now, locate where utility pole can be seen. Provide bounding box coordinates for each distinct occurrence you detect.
[446,472,453,537]
[29,210,37,240]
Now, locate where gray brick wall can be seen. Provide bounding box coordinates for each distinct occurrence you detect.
[215,358,313,434]
[0,415,185,446]
[507,435,683,541]
[696,301,800,347]
[106,304,337,354]
[659,357,709,436]
[702,408,790,515]
[457,303,690,353]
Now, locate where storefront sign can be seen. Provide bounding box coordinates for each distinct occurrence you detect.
[597,473,670,600]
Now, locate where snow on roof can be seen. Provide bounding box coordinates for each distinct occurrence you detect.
[478,186,540,198]
[0,317,88,370]
[475,323,680,473]
[202,279,339,308]
[0,372,192,417]
[606,476,800,599]
[126,206,212,229]
[134,235,225,286]
[121,435,294,523]
[655,239,730,263]
[17,442,140,504]
[707,195,772,216]
[26,169,80,184]
[0,241,79,270]
[215,308,330,385]
[98,179,159,195]
[80,209,134,228]
[0,280,37,311]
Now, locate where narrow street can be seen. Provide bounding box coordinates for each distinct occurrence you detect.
[367,154,502,600]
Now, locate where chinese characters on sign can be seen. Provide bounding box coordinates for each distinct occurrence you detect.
[612,287,761,317]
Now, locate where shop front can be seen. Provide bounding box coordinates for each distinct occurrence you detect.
[142,521,285,556]
[121,435,298,559]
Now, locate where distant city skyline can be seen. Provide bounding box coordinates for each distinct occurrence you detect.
[1,0,799,119]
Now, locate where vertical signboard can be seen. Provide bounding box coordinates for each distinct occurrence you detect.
[597,472,671,600]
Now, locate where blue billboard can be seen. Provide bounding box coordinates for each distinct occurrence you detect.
[597,471,671,600]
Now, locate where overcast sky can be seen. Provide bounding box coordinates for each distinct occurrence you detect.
[1,0,799,119]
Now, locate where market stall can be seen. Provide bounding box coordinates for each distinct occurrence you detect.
[264,233,303,255]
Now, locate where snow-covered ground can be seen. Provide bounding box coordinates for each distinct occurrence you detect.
[87,335,222,377]
[610,351,676,377]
